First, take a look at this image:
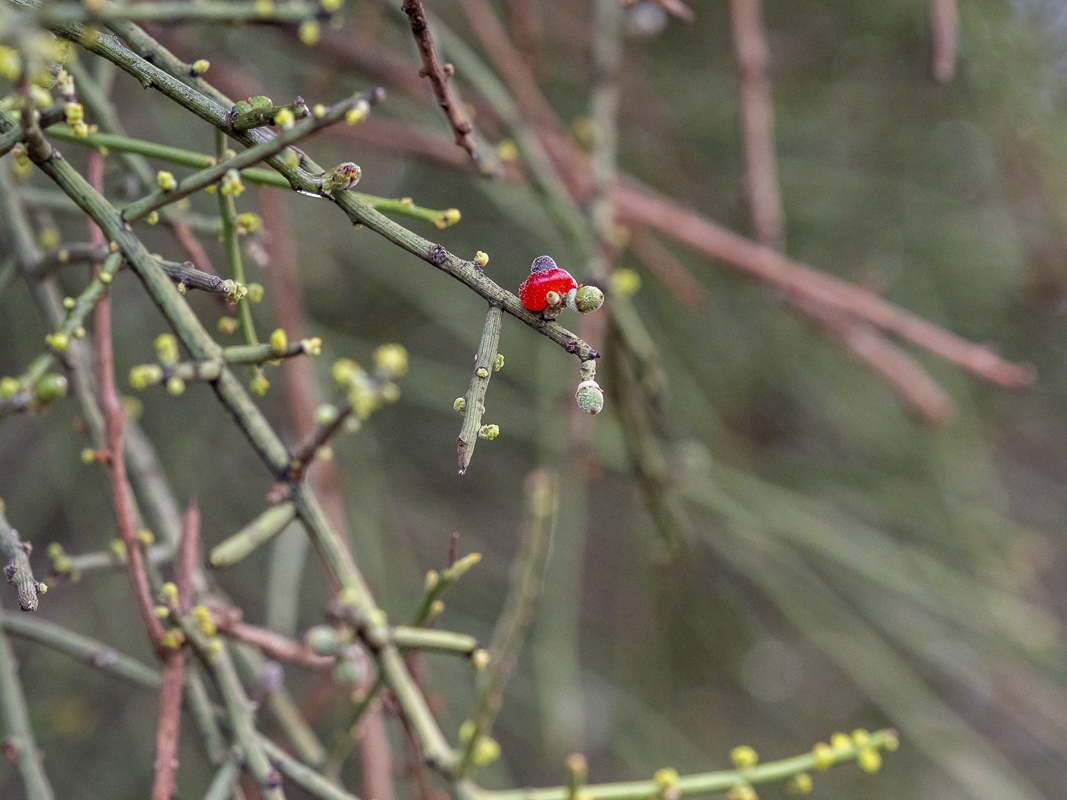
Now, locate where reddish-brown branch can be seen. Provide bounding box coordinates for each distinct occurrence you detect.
[401,0,479,162]
[211,609,334,670]
[729,0,784,250]
[628,227,708,309]
[86,151,169,660]
[929,0,958,83]
[621,0,695,23]
[151,503,197,800]
[610,182,1034,389]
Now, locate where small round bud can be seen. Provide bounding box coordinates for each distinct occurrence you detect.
[811,743,834,770]
[314,404,340,426]
[332,358,361,386]
[851,729,870,747]
[137,529,154,546]
[575,380,604,415]
[334,658,364,684]
[98,270,113,285]
[192,59,210,74]
[312,103,327,118]
[298,20,320,46]
[471,648,490,671]
[857,749,882,774]
[829,732,851,753]
[306,625,342,656]
[473,736,500,766]
[474,251,489,267]
[610,268,641,297]
[270,328,288,356]
[424,569,439,592]
[249,373,270,395]
[493,354,504,371]
[726,783,756,800]
[80,448,96,465]
[62,296,76,310]
[33,373,67,404]
[145,211,159,225]
[301,337,322,356]
[454,397,467,413]
[374,343,408,377]
[497,139,517,161]
[459,720,476,742]
[345,98,371,124]
[436,208,461,229]
[130,364,163,390]
[246,283,264,303]
[321,0,343,11]
[654,768,679,793]
[787,773,813,794]
[46,333,69,352]
[218,317,237,334]
[166,376,186,396]
[574,284,605,313]
[155,333,179,364]
[731,746,758,770]
[157,170,177,191]
[476,367,489,379]
[478,424,499,440]
[544,290,561,307]
[249,95,273,109]
[220,168,244,197]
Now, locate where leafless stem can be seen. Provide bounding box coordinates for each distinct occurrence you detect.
[401,0,479,162]
[929,0,958,83]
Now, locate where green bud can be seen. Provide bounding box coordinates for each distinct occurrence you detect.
[33,373,67,404]
[249,95,273,109]
[575,380,604,415]
[574,284,605,313]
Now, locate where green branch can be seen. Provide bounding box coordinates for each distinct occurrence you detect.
[0,502,44,612]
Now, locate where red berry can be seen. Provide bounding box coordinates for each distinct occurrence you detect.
[519,257,577,311]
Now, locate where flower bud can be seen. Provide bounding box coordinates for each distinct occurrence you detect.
[575,380,604,415]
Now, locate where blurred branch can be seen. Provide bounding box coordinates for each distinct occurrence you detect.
[0,502,43,612]
[37,0,334,25]
[457,470,558,777]
[457,305,503,475]
[400,0,482,166]
[0,599,54,800]
[929,0,958,83]
[728,0,784,250]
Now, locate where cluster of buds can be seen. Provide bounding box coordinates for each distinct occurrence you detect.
[575,359,603,416]
[518,256,605,321]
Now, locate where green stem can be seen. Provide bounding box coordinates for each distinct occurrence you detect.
[0,503,43,611]
[0,599,55,800]
[392,625,478,655]
[457,470,558,777]
[39,0,331,25]
[462,729,899,800]
[1,614,160,689]
[259,736,362,800]
[209,502,298,568]
[457,305,503,475]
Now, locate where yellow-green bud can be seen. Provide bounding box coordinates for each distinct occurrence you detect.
[138,529,154,545]
[829,732,852,753]
[166,376,186,395]
[157,170,177,191]
[436,208,461,229]
[726,783,757,800]
[298,20,320,45]
[373,343,408,377]
[473,736,500,766]
[345,99,370,124]
[471,648,490,671]
[850,729,870,748]
[312,103,327,118]
[787,773,813,794]
[247,283,264,303]
[654,768,680,793]
[730,745,758,770]
[610,268,641,297]
[98,270,113,285]
[46,332,69,352]
[474,251,489,267]
[249,373,270,395]
[306,625,341,656]
[62,296,76,310]
[478,424,499,440]
[274,107,296,129]
[33,374,67,404]
[270,328,288,355]
[574,284,605,313]
[857,749,881,774]
[80,448,96,465]
[0,377,19,398]
[192,59,210,73]
[493,354,504,371]
[476,366,489,378]
[321,0,343,12]
[220,168,244,196]
[811,743,834,771]
[130,364,163,390]
[332,358,361,386]
[145,211,159,225]
[159,582,179,605]
[218,316,237,334]
[454,397,466,413]
[249,95,272,108]
[155,333,179,364]
[314,404,340,426]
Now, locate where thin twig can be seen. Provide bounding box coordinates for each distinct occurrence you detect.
[0,598,55,800]
[86,150,170,660]
[456,470,558,777]
[728,0,784,250]
[0,503,43,612]
[212,611,335,669]
[457,305,504,475]
[929,0,958,83]
[401,0,479,163]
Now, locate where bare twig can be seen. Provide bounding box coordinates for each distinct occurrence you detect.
[151,502,198,800]
[212,611,335,670]
[0,504,43,612]
[86,151,170,660]
[457,305,504,475]
[401,0,479,162]
[929,0,958,83]
[728,0,784,250]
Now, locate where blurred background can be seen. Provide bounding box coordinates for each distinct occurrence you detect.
[3,0,1067,798]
